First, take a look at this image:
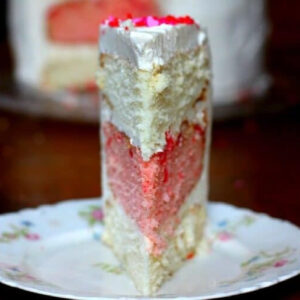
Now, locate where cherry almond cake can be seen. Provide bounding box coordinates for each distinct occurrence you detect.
[97,15,212,294]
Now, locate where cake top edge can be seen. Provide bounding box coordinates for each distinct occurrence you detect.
[99,15,207,73]
[102,15,198,29]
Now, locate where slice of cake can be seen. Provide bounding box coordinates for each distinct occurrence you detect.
[9,0,158,92]
[97,16,212,294]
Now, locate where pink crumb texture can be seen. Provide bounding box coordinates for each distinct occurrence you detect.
[103,122,206,256]
[104,15,196,28]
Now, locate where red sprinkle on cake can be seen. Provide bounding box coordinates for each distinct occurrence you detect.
[104,15,196,28]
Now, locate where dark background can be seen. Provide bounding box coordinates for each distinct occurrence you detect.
[0,1,11,76]
[0,1,7,41]
[0,0,300,299]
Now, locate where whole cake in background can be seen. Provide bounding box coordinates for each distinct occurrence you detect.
[9,0,269,107]
[8,0,158,92]
[97,15,212,294]
[160,0,270,104]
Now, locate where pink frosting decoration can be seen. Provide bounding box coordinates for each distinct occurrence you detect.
[104,15,197,28]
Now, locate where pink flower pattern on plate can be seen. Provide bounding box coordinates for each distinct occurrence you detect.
[218,231,233,242]
[92,209,104,221]
[220,247,296,287]
[79,205,104,226]
[25,233,40,241]
[0,224,41,244]
[274,259,288,268]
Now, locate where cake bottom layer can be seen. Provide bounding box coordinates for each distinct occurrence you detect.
[102,177,207,295]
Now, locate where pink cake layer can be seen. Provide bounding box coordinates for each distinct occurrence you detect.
[104,122,205,256]
[47,0,158,43]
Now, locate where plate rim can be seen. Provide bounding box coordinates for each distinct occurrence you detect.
[0,198,300,300]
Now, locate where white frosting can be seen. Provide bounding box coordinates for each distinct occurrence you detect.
[9,0,52,86]
[100,22,207,71]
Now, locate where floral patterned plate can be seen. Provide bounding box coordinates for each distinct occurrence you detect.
[0,199,299,299]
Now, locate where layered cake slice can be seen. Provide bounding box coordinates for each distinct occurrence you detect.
[97,16,212,294]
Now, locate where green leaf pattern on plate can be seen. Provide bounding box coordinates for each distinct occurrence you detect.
[0,264,53,287]
[0,224,40,243]
[94,262,124,275]
[220,247,297,287]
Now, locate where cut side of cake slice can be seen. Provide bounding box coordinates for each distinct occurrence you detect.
[97,16,212,295]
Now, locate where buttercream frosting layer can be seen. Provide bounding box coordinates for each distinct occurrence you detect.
[100,22,206,71]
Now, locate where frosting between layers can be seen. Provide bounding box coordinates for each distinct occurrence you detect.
[100,22,206,71]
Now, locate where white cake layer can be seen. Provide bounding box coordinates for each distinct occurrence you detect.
[9,0,98,89]
[159,0,270,104]
[98,41,211,160]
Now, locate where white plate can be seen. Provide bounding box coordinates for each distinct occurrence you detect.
[0,199,299,299]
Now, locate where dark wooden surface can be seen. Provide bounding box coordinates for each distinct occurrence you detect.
[0,0,300,299]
